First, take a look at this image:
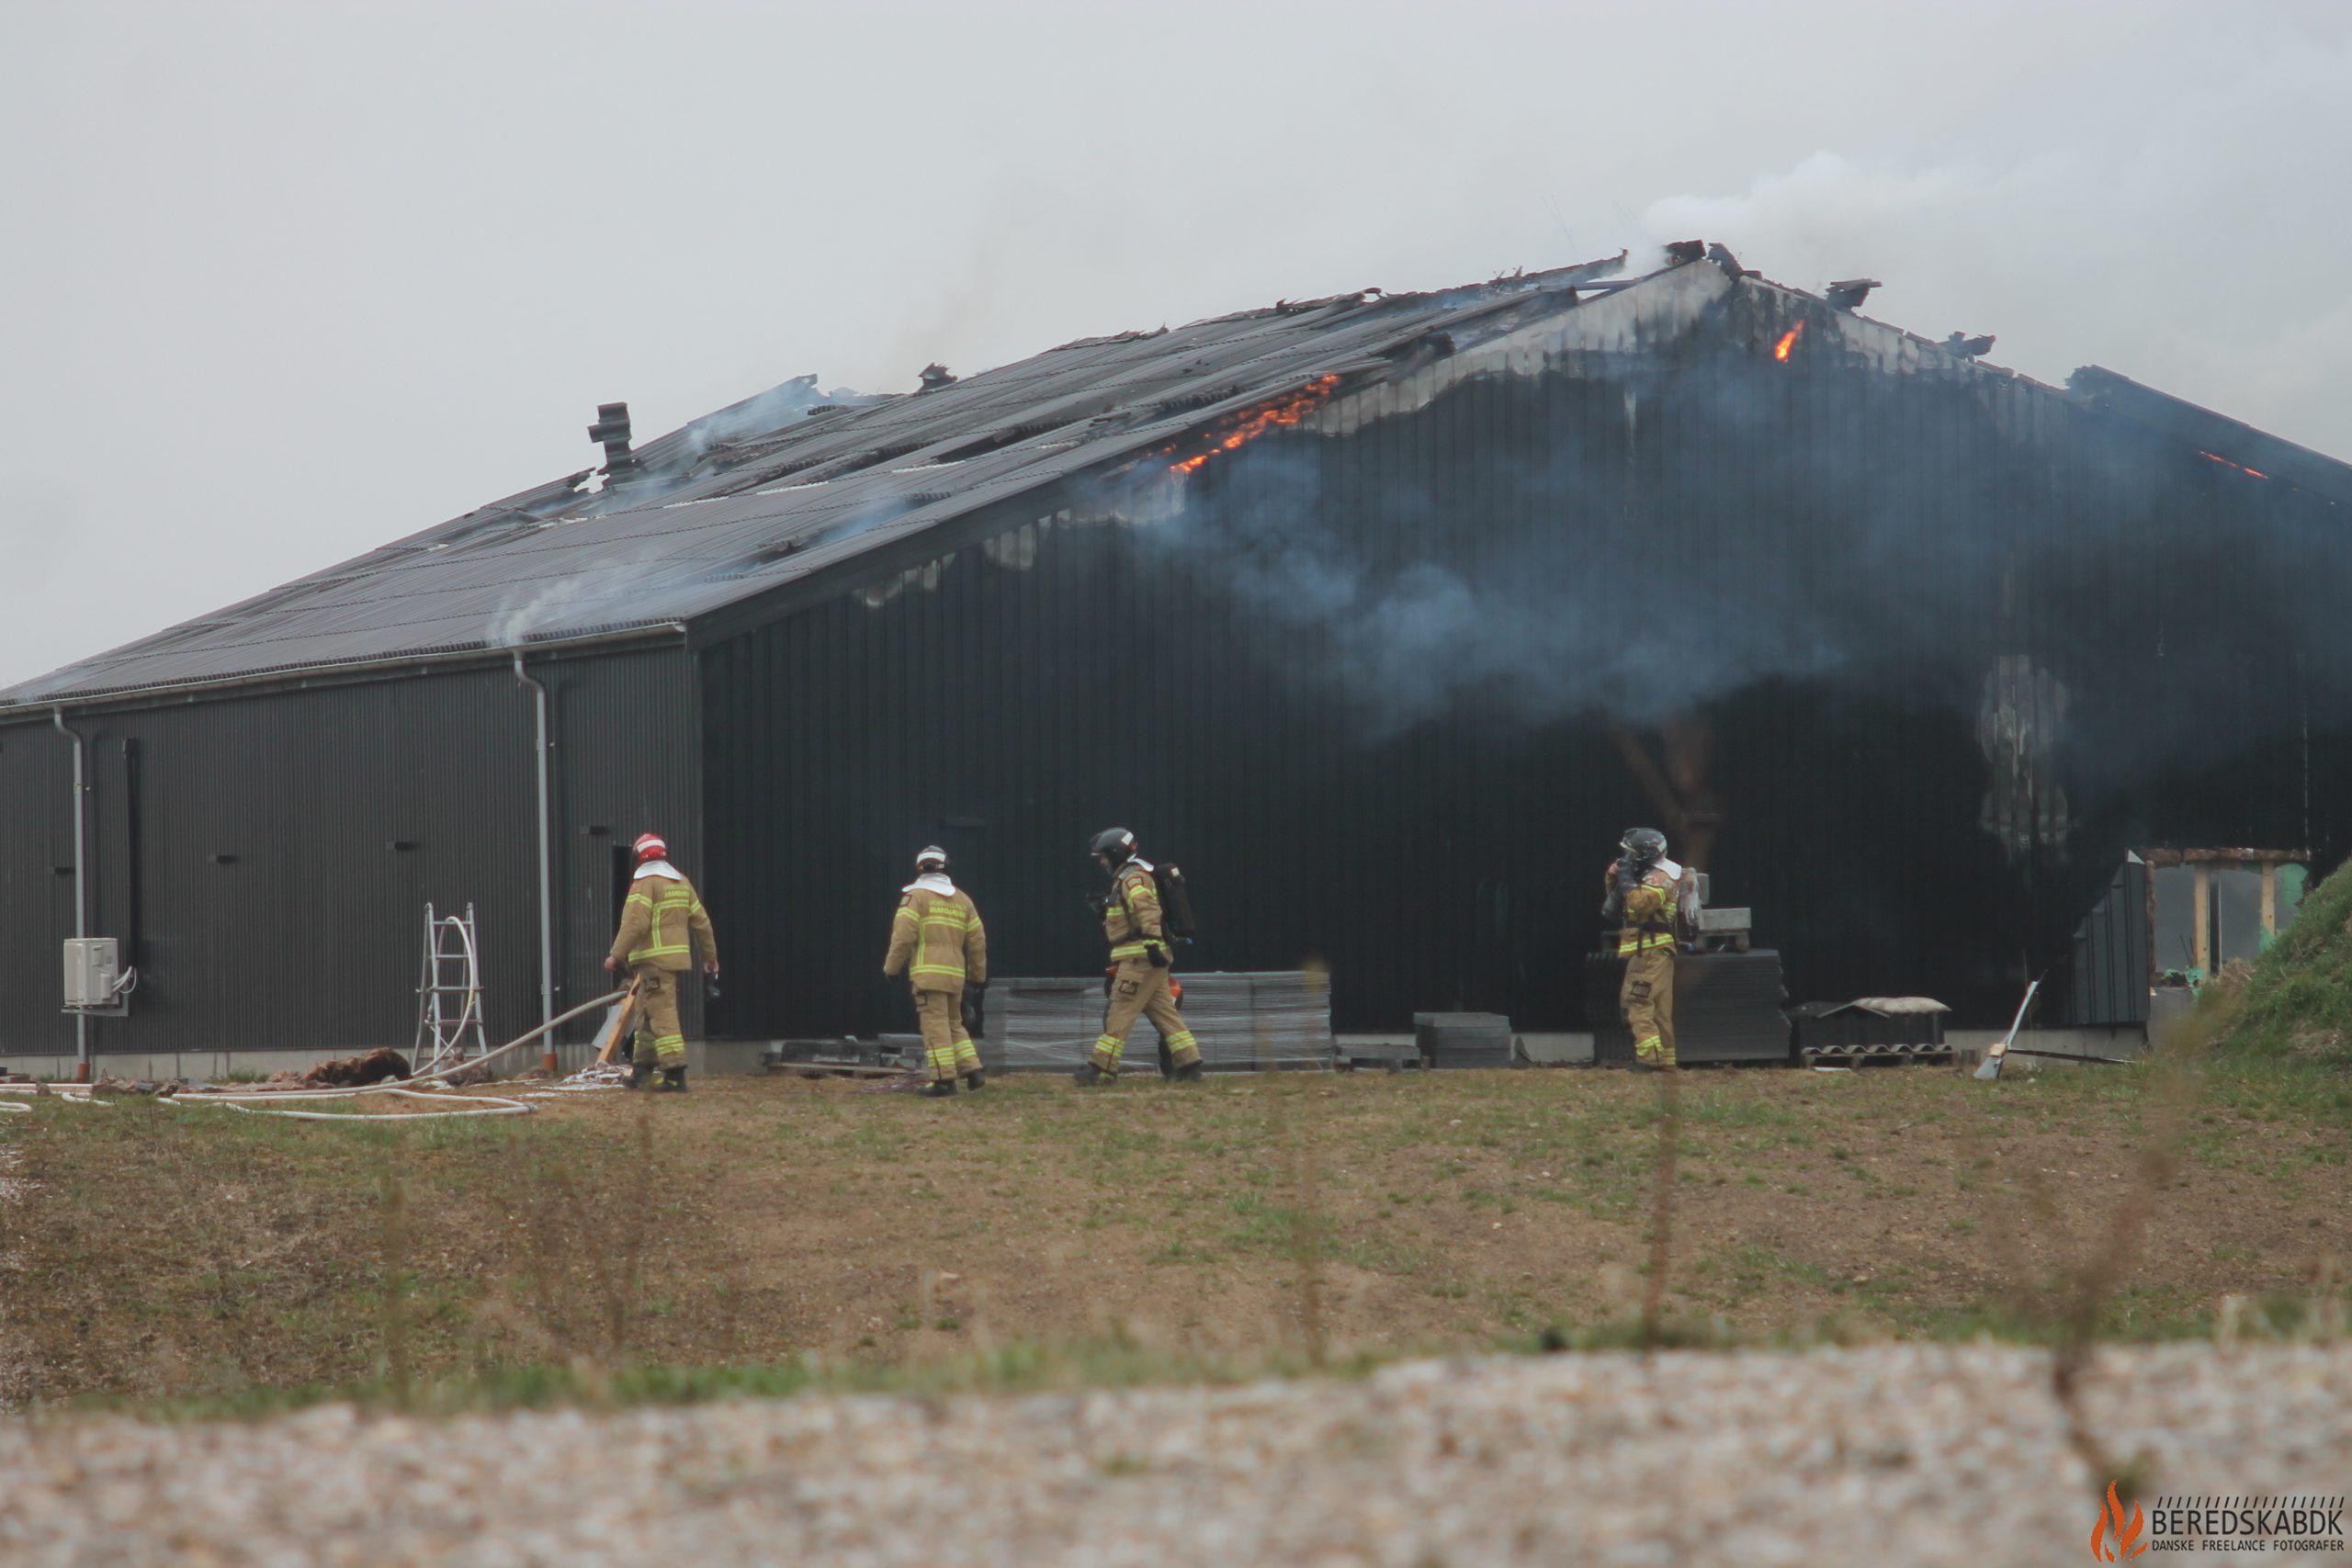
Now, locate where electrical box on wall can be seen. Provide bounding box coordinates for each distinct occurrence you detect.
[62,938,131,1013]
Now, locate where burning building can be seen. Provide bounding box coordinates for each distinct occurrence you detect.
[4,250,2347,1071]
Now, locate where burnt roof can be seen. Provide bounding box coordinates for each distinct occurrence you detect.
[2,256,1632,707]
[6,253,2344,710]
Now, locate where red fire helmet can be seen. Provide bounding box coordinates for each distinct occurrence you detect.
[632,832,668,863]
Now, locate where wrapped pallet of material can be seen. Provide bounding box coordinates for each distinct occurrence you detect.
[989,971,1334,1075]
[1177,972,1335,1072]
[987,979,1102,1074]
[1586,949,1791,1065]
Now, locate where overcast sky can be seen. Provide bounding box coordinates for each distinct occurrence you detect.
[3,0,2346,687]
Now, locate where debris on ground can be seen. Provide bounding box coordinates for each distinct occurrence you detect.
[296,1048,413,1089]
[525,1063,636,1096]
[849,1069,931,1092]
[89,1077,175,1096]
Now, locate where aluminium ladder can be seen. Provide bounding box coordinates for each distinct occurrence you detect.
[413,902,489,1074]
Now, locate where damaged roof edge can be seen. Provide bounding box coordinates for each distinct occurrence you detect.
[2067,367,2352,507]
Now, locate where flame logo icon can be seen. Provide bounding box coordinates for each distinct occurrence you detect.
[2092,1480,2147,1561]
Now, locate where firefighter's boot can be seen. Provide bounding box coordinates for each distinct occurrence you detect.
[656,1066,688,1093]
[1173,1060,1204,1083]
[963,1069,987,1091]
[1073,1062,1108,1087]
[922,1079,958,1099]
[629,1060,656,1089]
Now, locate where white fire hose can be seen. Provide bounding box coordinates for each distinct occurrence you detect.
[6,990,631,1123]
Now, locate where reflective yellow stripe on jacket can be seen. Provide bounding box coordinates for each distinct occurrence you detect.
[884,886,987,989]
[910,903,973,980]
[1104,865,1161,959]
[629,888,700,964]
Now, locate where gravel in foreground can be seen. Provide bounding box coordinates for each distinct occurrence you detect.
[4,1343,2348,1566]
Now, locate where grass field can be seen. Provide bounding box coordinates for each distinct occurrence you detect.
[4,1048,2346,1417]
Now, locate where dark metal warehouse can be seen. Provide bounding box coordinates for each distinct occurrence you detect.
[6,252,2348,1070]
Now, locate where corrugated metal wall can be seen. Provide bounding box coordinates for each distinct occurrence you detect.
[0,721,79,1053]
[700,314,2350,1038]
[2053,857,2154,1026]
[0,646,695,1055]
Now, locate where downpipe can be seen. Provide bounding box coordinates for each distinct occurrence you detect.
[51,709,90,1082]
[513,654,558,1073]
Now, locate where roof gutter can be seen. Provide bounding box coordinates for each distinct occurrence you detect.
[0,623,690,722]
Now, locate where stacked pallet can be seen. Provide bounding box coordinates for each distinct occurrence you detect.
[1182,972,1335,1071]
[988,980,1102,1074]
[1587,950,1791,1065]
[1790,997,1951,1064]
[1413,1012,1518,1069]
[987,972,1334,1075]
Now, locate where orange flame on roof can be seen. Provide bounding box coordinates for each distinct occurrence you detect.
[1772,321,1804,362]
[1168,375,1343,475]
[2091,1480,2147,1562]
[2199,449,2269,479]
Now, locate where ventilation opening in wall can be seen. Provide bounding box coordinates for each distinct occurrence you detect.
[2147,849,2308,980]
[610,844,635,935]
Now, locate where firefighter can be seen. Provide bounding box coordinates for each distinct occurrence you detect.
[1078,827,1204,1085]
[1602,827,1685,1071]
[603,831,718,1092]
[882,845,989,1098]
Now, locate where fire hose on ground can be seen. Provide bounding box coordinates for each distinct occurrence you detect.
[2,989,633,1123]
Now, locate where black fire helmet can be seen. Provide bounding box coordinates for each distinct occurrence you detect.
[1620,828,1668,865]
[1090,827,1136,866]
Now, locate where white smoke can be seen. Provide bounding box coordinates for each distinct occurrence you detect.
[676,376,881,462]
[1639,23,2352,461]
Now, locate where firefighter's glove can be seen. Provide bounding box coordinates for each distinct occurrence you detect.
[1146,942,1170,969]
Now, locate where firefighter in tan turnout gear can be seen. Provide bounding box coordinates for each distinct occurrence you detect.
[1078,828,1204,1085]
[1602,827,1690,1072]
[604,831,718,1092]
[882,846,989,1098]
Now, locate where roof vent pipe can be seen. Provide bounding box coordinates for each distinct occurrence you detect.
[917,363,957,393]
[587,402,636,473]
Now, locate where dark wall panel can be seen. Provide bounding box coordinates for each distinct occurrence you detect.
[0,723,79,1053]
[0,646,692,1057]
